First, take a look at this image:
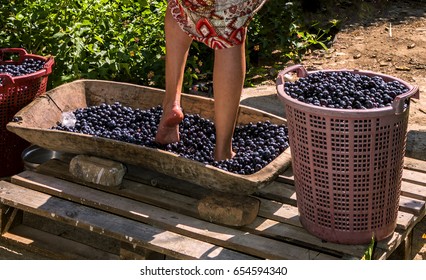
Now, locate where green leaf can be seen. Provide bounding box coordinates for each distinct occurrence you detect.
[15,13,24,21]
[94,35,104,44]
[361,234,375,260]
[52,32,65,39]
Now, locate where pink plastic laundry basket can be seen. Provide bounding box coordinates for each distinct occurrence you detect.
[276,65,419,245]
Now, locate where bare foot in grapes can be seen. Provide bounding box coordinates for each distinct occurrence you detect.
[155,103,184,145]
[214,149,236,161]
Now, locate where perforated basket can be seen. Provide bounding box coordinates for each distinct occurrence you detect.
[276,65,419,244]
[0,48,54,177]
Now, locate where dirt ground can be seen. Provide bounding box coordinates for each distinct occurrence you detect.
[242,0,426,260]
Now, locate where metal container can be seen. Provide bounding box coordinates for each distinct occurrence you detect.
[21,145,65,171]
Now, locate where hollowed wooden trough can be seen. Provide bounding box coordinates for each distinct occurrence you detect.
[7,79,291,195]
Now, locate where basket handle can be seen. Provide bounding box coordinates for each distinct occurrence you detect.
[43,55,55,75]
[392,84,419,115]
[0,48,28,63]
[276,64,309,96]
[276,64,309,82]
[0,73,15,87]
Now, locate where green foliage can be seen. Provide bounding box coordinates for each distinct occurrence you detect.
[0,0,337,90]
[248,1,339,65]
[1,0,167,88]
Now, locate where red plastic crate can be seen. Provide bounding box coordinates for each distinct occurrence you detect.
[0,48,54,177]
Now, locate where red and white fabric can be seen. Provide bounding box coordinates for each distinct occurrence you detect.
[168,0,268,49]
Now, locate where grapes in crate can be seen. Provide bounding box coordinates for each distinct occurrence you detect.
[0,58,46,86]
[51,102,289,175]
[284,71,409,109]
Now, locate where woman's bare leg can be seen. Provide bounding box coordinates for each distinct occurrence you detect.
[155,7,192,145]
[213,41,246,161]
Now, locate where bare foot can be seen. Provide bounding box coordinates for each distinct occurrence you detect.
[155,103,184,145]
[214,149,236,161]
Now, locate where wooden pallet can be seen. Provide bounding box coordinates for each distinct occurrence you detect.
[0,156,425,260]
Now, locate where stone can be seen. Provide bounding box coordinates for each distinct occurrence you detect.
[69,155,127,187]
[197,192,260,227]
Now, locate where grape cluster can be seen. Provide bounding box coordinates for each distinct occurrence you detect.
[51,102,289,175]
[0,58,46,86]
[284,71,409,109]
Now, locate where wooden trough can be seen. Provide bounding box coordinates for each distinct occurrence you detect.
[6,79,291,195]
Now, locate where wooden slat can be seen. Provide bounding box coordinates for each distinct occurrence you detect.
[399,196,425,216]
[403,157,426,173]
[257,198,301,227]
[36,160,202,217]
[401,180,426,201]
[34,163,348,259]
[10,171,336,260]
[402,169,426,187]
[2,224,119,260]
[125,165,208,199]
[256,181,297,206]
[256,197,416,257]
[374,232,403,259]
[277,167,295,184]
[396,211,415,231]
[243,217,369,259]
[33,162,422,260]
[20,170,343,259]
[18,157,426,260]
[0,180,255,260]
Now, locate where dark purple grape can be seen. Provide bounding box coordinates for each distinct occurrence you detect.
[284,71,409,109]
[0,58,46,86]
[51,102,289,175]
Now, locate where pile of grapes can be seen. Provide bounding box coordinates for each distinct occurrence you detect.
[51,102,289,175]
[0,58,46,86]
[284,71,409,109]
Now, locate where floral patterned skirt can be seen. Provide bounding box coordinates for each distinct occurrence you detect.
[168,0,268,49]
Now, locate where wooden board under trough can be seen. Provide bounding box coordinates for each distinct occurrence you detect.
[6,79,291,195]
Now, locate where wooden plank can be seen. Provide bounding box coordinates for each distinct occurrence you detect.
[36,161,424,259]
[401,180,426,201]
[376,231,402,252]
[388,231,413,260]
[36,160,202,217]
[125,164,208,199]
[2,224,120,260]
[402,169,426,187]
[0,180,255,260]
[277,166,295,184]
[28,167,418,260]
[255,196,420,260]
[0,203,13,234]
[396,211,415,231]
[10,171,337,260]
[256,181,297,206]
[243,217,368,259]
[39,165,342,260]
[1,208,23,234]
[120,242,165,260]
[257,198,301,227]
[403,157,426,173]
[399,196,425,216]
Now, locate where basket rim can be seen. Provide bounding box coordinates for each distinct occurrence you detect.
[276,65,419,117]
[0,48,54,88]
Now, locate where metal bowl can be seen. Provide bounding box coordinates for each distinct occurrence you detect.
[21,145,66,171]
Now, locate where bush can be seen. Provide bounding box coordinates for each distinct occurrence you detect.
[0,0,337,90]
[1,0,167,88]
